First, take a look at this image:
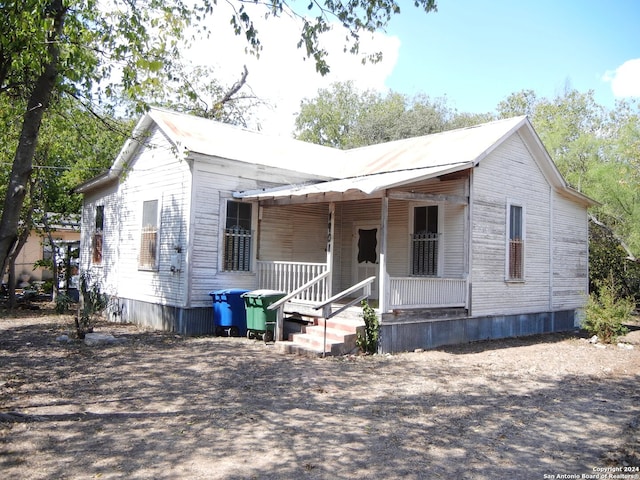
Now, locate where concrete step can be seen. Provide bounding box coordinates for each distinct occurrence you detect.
[277,314,365,357]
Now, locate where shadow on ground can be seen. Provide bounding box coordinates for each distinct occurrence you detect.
[1,315,639,479]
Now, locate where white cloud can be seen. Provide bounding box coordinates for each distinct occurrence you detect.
[603,59,640,98]
[182,3,400,135]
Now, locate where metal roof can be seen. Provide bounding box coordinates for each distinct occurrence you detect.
[234,161,474,200]
[148,108,343,179]
[235,116,529,200]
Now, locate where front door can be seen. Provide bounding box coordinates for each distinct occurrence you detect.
[353,223,379,299]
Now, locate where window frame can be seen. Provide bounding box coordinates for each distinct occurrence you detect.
[408,202,443,277]
[138,199,160,271]
[505,200,525,282]
[92,205,104,265]
[221,199,254,273]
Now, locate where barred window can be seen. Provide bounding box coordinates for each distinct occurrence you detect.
[224,201,252,272]
[139,200,159,270]
[412,205,439,276]
[92,206,104,264]
[508,204,524,280]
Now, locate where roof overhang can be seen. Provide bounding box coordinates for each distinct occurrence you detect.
[234,161,474,205]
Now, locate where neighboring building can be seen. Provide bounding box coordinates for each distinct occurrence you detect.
[76,108,596,353]
[11,216,80,291]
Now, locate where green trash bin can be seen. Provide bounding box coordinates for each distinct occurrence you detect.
[242,290,286,343]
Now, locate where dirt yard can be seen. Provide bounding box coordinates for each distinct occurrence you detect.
[1,306,639,480]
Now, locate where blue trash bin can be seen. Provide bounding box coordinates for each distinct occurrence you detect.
[209,289,249,337]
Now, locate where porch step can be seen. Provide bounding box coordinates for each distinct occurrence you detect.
[276,315,365,357]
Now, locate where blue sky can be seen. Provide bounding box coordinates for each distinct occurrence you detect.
[384,0,640,113]
[190,0,640,134]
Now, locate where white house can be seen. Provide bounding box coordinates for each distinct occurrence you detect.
[76,108,595,354]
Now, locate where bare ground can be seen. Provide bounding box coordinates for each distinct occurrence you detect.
[1,305,639,480]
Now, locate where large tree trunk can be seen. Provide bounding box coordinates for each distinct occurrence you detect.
[0,0,67,278]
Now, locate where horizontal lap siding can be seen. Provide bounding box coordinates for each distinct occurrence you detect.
[81,184,120,295]
[112,127,191,306]
[471,133,551,316]
[552,195,589,310]
[189,158,325,307]
[189,165,259,306]
[387,178,467,278]
[387,199,408,277]
[259,204,328,262]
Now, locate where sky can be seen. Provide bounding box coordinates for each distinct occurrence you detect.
[183,0,640,136]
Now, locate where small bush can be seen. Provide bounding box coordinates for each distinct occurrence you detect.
[357,300,379,354]
[582,276,633,343]
[75,272,108,339]
[55,293,73,314]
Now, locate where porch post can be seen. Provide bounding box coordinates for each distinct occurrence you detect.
[379,193,389,312]
[326,202,335,299]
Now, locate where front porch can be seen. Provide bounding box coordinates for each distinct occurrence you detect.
[256,259,469,356]
[257,260,468,311]
[238,172,474,354]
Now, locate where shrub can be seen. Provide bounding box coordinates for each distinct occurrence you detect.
[55,293,73,314]
[582,275,633,343]
[75,272,108,339]
[357,300,379,354]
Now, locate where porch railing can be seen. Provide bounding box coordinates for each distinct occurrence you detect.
[257,261,328,303]
[389,277,467,309]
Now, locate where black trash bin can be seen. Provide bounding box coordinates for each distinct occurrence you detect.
[209,289,249,337]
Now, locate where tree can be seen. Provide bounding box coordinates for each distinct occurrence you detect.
[150,65,262,127]
[0,0,440,283]
[294,81,493,148]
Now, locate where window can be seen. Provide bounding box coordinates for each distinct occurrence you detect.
[43,240,53,262]
[139,200,159,270]
[412,205,439,276]
[508,204,524,280]
[92,206,104,264]
[223,201,252,272]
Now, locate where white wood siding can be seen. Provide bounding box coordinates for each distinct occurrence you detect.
[552,193,589,310]
[188,156,326,307]
[80,183,120,295]
[386,178,467,279]
[117,126,191,305]
[259,204,328,262]
[471,133,552,316]
[80,126,192,305]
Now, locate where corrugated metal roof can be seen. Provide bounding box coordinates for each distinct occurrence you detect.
[234,161,474,200]
[236,116,528,200]
[148,108,343,179]
[341,116,527,176]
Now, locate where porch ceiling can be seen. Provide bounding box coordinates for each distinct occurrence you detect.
[234,161,474,203]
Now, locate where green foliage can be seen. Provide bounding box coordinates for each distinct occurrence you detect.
[75,272,108,339]
[582,275,633,343]
[357,300,379,354]
[589,219,640,304]
[55,292,73,314]
[295,81,493,148]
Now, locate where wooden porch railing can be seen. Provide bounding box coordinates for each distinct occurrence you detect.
[389,277,467,309]
[257,261,328,303]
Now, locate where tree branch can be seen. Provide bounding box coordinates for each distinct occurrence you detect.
[589,213,638,263]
